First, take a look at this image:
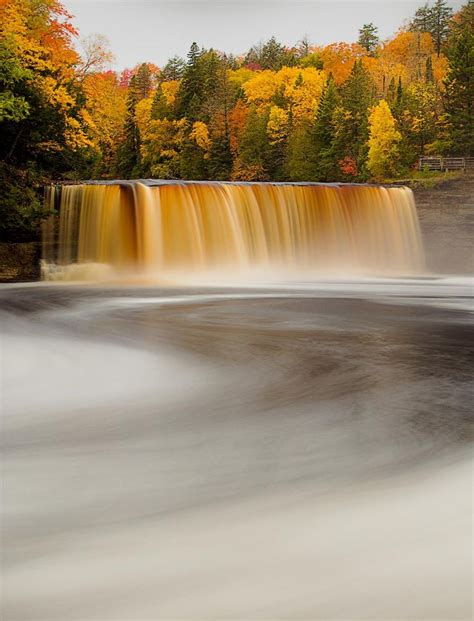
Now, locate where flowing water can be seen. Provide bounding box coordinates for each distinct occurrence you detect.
[2,183,472,619]
[42,181,423,280]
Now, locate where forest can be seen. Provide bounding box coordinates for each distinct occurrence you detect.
[0,0,472,241]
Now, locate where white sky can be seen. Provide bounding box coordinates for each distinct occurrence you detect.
[64,0,464,70]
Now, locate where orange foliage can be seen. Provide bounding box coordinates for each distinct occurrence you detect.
[320,42,367,84]
[229,100,249,155]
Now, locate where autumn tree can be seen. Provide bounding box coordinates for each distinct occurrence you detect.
[0,0,94,240]
[78,34,114,79]
[367,99,401,177]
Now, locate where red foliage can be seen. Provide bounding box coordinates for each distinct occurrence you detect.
[338,156,358,176]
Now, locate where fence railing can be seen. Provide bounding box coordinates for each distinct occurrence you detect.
[419,156,474,171]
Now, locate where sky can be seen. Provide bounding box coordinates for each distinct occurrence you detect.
[64,0,464,70]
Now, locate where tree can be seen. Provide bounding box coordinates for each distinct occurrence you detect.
[358,23,379,55]
[367,99,401,177]
[430,0,454,56]
[410,3,432,32]
[0,0,95,240]
[309,73,340,180]
[333,60,375,174]
[78,34,114,79]
[425,55,434,81]
[410,0,453,55]
[233,106,269,180]
[160,55,185,81]
[444,1,474,155]
[115,64,153,177]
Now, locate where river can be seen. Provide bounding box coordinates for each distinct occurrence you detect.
[2,278,473,619]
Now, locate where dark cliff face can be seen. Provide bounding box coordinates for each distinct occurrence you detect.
[0,242,41,283]
[415,175,474,275]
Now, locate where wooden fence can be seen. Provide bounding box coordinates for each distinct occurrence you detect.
[419,156,474,172]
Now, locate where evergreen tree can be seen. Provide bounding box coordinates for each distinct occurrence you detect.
[358,23,379,55]
[425,56,434,82]
[410,0,453,55]
[151,85,171,120]
[115,74,141,177]
[236,106,269,179]
[387,77,397,105]
[177,42,204,120]
[430,0,454,56]
[444,0,474,155]
[261,37,286,69]
[160,55,185,81]
[309,74,340,180]
[177,44,223,122]
[180,130,208,180]
[208,130,232,180]
[410,3,432,32]
[134,63,153,100]
[335,60,375,173]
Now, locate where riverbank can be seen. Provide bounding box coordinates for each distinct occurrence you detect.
[0,175,472,282]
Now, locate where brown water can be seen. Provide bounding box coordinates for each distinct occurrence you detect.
[42,181,424,280]
[1,278,472,619]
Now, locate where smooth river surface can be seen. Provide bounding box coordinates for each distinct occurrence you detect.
[1,278,473,620]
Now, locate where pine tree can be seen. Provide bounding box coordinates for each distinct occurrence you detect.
[425,56,434,82]
[430,0,454,56]
[309,74,340,180]
[336,60,375,174]
[134,63,153,100]
[410,3,432,32]
[235,106,269,179]
[161,56,185,81]
[115,74,141,177]
[358,23,379,55]
[151,85,171,120]
[410,0,453,56]
[444,0,474,155]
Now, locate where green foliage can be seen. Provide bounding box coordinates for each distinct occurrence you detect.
[443,0,474,155]
[245,37,297,70]
[358,23,379,55]
[160,55,185,81]
[410,0,453,55]
[0,163,44,242]
[308,74,340,180]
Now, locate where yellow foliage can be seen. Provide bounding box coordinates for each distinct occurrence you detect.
[161,80,179,105]
[140,118,186,167]
[83,72,127,151]
[227,67,256,90]
[367,99,401,178]
[243,67,325,122]
[267,106,288,144]
[135,97,153,138]
[190,121,211,152]
[243,70,278,105]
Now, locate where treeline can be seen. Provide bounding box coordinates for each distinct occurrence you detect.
[0,0,473,241]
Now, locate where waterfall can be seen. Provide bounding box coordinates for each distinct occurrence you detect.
[41,180,424,281]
